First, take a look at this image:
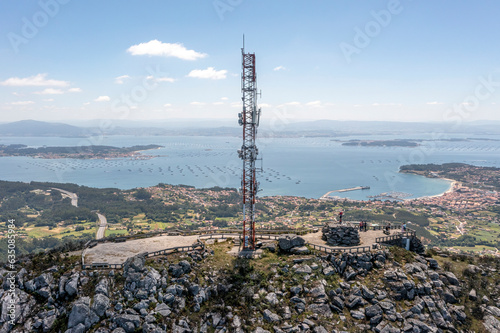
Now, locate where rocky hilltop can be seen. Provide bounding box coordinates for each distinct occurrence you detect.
[1,239,500,333]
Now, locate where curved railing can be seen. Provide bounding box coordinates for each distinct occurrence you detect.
[82,225,418,269]
[375,230,416,244]
[146,244,205,258]
[308,243,372,254]
[92,227,316,245]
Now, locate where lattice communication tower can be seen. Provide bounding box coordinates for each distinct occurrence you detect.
[238,41,261,250]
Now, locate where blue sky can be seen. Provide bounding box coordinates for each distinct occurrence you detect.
[1,0,500,123]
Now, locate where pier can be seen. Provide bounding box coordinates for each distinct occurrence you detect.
[320,186,370,199]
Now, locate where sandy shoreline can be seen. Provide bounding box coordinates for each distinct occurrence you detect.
[412,177,457,200]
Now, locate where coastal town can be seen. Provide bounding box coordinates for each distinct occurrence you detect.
[1,164,499,260]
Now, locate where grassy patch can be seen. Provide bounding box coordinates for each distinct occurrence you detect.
[198,240,235,273]
[25,226,62,238]
[453,245,498,253]
[105,229,128,237]
[388,246,415,264]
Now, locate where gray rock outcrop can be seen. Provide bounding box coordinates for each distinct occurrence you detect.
[322,224,360,246]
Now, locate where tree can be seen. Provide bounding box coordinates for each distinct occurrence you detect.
[134,188,151,200]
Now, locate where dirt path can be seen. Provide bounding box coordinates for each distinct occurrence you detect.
[84,234,200,264]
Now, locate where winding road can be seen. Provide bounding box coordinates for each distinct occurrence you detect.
[52,187,107,240]
[96,213,107,240]
[52,188,78,207]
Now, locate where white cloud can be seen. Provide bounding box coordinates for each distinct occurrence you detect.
[372,102,402,107]
[259,103,272,108]
[281,101,300,106]
[115,75,131,84]
[157,77,175,83]
[164,103,172,107]
[221,97,228,100]
[427,101,444,105]
[273,66,286,71]
[43,98,54,102]
[306,100,322,107]
[10,101,34,105]
[35,88,64,95]
[187,67,227,80]
[127,40,207,60]
[213,101,224,105]
[190,101,205,106]
[0,73,69,87]
[94,96,110,102]
[83,102,90,105]
[146,75,175,83]
[68,87,82,93]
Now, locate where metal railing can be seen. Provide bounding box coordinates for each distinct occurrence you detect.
[82,262,124,269]
[370,224,404,231]
[256,234,281,240]
[90,227,315,245]
[308,243,372,254]
[197,233,240,241]
[146,244,204,258]
[82,225,417,269]
[375,230,416,244]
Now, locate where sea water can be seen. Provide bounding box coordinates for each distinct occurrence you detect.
[0,134,499,200]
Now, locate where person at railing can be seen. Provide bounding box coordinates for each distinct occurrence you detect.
[401,223,407,233]
[384,222,391,235]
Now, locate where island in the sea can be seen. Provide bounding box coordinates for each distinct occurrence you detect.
[0,144,164,159]
[341,139,419,147]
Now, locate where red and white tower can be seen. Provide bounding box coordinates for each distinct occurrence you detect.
[238,41,261,250]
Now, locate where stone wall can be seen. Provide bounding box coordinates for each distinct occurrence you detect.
[322,224,360,247]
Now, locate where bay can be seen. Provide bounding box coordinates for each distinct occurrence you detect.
[0,134,499,200]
